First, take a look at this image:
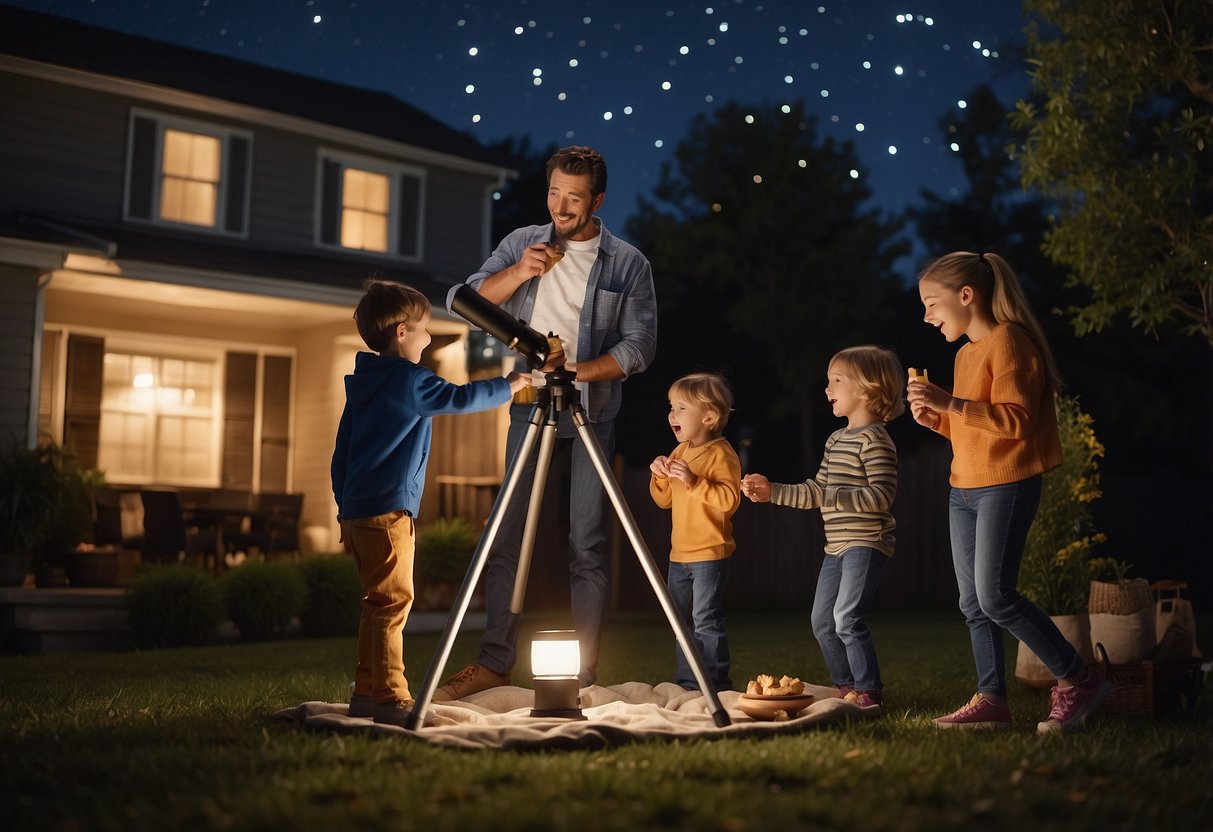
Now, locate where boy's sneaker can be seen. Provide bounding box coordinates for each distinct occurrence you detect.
[933,693,1012,730]
[1037,670,1111,734]
[434,663,510,702]
[371,698,416,728]
[836,684,854,699]
[348,692,373,719]
[843,690,882,708]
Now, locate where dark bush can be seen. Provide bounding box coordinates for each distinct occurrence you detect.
[125,565,223,648]
[297,554,362,637]
[219,561,305,641]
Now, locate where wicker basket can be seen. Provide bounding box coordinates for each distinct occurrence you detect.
[1089,578,1152,615]
[1095,642,1204,717]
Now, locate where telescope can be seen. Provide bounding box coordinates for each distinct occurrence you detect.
[450,284,550,370]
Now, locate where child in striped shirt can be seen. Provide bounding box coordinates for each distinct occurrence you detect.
[742,345,905,710]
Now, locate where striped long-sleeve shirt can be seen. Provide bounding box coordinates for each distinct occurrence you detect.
[769,423,898,557]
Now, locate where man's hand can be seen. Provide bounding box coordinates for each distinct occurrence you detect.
[507,372,533,394]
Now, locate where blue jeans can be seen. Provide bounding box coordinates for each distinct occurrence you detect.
[812,547,887,692]
[668,559,732,691]
[949,477,1085,695]
[479,405,614,686]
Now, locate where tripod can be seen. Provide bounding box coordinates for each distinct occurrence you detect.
[405,369,731,729]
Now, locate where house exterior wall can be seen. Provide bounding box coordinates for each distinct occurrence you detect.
[0,264,41,449]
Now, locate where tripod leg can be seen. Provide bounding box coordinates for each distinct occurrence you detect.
[405,403,547,730]
[569,405,732,727]
[511,420,559,613]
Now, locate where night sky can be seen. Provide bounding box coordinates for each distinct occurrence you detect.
[9,0,1030,231]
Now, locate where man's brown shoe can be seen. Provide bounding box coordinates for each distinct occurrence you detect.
[433,663,510,701]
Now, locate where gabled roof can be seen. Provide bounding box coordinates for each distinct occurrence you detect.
[0,4,509,169]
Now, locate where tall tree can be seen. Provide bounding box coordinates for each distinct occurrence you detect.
[1012,0,1213,346]
[624,101,907,471]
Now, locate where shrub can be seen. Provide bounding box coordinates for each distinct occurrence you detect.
[297,555,362,637]
[219,561,305,641]
[126,565,223,648]
[416,516,480,587]
[1018,395,1108,615]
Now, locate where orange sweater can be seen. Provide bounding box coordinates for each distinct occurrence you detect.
[935,322,1062,488]
[649,437,741,562]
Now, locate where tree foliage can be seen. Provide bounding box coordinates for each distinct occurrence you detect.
[1011,0,1213,345]
[624,100,907,467]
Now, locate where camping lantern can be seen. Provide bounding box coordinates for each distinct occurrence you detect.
[529,629,585,719]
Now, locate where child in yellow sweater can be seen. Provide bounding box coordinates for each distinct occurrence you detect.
[649,373,741,692]
[908,250,1109,734]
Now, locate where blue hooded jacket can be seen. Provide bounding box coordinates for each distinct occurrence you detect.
[331,351,511,520]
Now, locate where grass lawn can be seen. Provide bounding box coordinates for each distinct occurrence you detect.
[1,610,1210,832]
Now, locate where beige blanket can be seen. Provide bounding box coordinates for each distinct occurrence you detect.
[273,682,879,749]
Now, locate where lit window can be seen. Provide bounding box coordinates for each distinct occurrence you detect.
[126,111,251,235]
[98,351,219,485]
[340,167,390,252]
[318,151,424,260]
[160,129,221,227]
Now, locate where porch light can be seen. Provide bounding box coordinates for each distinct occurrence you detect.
[529,629,585,719]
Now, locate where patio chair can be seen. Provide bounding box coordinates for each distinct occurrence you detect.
[139,489,216,566]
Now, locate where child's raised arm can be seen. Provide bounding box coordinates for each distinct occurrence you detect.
[741,473,771,503]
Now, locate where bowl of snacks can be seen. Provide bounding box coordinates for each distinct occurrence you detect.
[736,674,814,720]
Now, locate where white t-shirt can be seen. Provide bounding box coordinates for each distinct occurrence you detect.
[527,231,599,386]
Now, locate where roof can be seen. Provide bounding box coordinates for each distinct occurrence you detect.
[2,211,459,299]
[0,4,510,169]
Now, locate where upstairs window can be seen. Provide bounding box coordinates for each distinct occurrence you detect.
[125,110,252,236]
[317,150,424,260]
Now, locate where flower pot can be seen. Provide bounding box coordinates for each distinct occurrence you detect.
[1014,612,1094,689]
[66,547,123,587]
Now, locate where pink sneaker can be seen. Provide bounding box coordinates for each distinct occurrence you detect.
[836,684,854,699]
[843,690,882,708]
[933,693,1012,729]
[1037,670,1111,734]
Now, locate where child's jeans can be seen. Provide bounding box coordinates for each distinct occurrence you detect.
[812,546,887,692]
[668,559,732,691]
[949,477,1085,696]
[341,510,415,705]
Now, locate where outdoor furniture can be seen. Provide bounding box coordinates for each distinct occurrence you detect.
[227,492,303,560]
[139,489,216,567]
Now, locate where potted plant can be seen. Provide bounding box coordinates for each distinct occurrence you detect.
[1014,395,1106,687]
[0,442,98,587]
[415,516,481,610]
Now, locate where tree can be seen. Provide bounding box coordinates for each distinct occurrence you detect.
[1011,0,1213,346]
[624,101,907,471]
[484,136,559,246]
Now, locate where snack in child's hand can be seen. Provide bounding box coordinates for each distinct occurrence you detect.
[746,674,805,696]
[907,367,929,383]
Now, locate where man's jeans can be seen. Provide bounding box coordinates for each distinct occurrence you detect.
[478,405,614,686]
[949,476,1085,695]
[668,559,732,691]
[811,547,887,692]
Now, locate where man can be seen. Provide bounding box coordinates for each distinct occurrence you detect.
[438,146,657,697]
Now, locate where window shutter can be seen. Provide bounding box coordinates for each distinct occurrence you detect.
[319,159,341,245]
[397,172,422,258]
[259,355,293,492]
[223,352,257,490]
[64,334,104,469]
[224,135,250,234]
[127,116,157,221]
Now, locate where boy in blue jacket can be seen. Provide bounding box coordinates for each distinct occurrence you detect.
[332,280,530,727]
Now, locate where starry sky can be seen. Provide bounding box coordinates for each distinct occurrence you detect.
[10,0,1030,232]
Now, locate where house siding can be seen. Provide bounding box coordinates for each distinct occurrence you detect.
[0,265,39,448]
[0,74,128,221]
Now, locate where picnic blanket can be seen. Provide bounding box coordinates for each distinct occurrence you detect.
[272,681,879,749]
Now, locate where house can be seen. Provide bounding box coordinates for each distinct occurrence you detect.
[0,5,518,555]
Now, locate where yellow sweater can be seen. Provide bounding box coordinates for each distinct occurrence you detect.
[649,437,741,562]
[935,322,1062,488]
